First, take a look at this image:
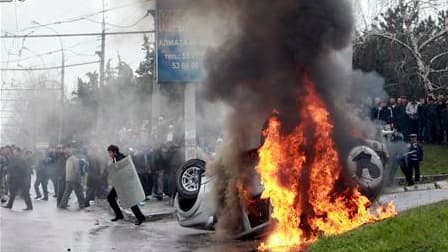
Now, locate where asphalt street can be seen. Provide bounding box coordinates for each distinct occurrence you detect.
[1,187,447,252]
[0,195,258,252]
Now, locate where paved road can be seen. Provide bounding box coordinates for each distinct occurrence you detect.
[0,196,258,252]
[1,188,447,252]
[378,188,448,212]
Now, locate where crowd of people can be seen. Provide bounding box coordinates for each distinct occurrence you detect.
[0,144,104,210]
[370,95,448,143]
[1,95,445,216]
[0,140,186,215]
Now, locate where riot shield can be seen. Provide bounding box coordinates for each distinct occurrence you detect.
[110,156,145,208]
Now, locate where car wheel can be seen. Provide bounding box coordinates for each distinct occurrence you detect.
[347,146,384,199]
[176,159,205,199]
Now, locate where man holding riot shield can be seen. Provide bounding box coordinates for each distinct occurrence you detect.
[106,145,146,225]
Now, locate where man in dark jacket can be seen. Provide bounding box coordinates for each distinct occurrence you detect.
[2,148,33,210]
[0,146,11,203]
[106,145,146,225]
[134,147,153,198]
[86,148,104,202]
[437,95,447,144]
[46,148,58,197]
[417,98,426,141]
[424,97,439,144]
[440,101,448,144]
[395,97,409,139]
[150,144,170,201]
[376,101,393,125]
[34,155,49,200]
[55,147,68,207]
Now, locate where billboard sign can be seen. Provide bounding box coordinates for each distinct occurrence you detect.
[157,0,206,83]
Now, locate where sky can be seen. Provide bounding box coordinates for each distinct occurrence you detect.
[0,0,445,144]
[1,0,155,96]
[1,0,446,94]
[0,0,404,96]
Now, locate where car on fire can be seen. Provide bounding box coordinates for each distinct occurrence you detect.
[174,138,389,237]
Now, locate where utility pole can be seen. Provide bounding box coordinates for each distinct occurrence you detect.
[96,0,106,134]
[151,1,160,142]
[99,0,106,88]
[59,45,65,144]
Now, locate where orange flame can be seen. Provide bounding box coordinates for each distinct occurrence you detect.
[256,73,396,251]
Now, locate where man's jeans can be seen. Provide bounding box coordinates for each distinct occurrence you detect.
[59,181,87,208]
[152,170,164,198]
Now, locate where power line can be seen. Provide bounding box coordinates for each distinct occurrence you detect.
[1,61,100,71]
[83,10,151,28]
[1,30,155,38]
[1,38,100,64]
[13,0,152,33]
[1,88,60,91]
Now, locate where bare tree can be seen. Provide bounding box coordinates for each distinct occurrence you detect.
[357,0,448,92]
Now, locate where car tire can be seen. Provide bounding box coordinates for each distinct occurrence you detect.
[176,159,205,199]
[347,146,385,199]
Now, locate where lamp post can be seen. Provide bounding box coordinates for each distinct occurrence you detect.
[31,21,65,144]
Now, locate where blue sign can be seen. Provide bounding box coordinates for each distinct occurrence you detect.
[157,0,206,83]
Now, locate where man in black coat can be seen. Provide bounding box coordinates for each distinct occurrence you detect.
[424,97,439,144]
[133,148,153,198]
[3,148,33,210]
[376,101,393,125]
[55,148,67,207]
[86,148,104,201]
[34,155,49,200]
[437,95,446,144]
[395,97,409,139]
[106,145,146,225]
[440,101,448,144]
[150,145,170,201]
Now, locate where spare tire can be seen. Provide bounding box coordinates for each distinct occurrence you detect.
[176,159,205,199]
[347,146,384,199]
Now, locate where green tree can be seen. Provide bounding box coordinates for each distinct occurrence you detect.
[135,34,155,97]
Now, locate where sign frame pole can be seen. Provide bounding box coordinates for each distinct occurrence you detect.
[151,0,160,142]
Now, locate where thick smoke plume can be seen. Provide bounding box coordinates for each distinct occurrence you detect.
[189,0,383,236]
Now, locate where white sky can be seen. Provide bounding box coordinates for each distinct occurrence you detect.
[1,0,446,95]
[1,0,155,96]
[1,0,446,144]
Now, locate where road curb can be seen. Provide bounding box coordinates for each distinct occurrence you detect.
[394,174,448,184]
[384,179,448,194]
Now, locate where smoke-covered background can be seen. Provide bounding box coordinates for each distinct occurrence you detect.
[2,0,389,237]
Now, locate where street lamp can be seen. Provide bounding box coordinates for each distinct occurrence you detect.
[31,20,65,144]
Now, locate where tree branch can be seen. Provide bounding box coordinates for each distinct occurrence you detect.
[419,28,448,50]
[430,67,448,73]
[429,51,448,65]
[366,32,421,61]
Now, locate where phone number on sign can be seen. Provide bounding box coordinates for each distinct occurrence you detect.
[171,61,201,70]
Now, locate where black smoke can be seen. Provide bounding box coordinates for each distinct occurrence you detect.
[183,0,381,236]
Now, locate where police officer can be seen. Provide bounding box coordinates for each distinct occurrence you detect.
[406,134,424,186]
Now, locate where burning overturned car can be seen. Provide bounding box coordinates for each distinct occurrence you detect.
[174,91,394,242]
[168,0,397,249]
